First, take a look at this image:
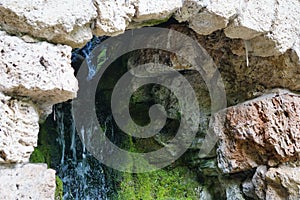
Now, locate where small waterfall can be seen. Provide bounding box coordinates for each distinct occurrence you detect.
[53,35,112,200]
[54,103,110,200]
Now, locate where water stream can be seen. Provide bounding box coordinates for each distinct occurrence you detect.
[54,103,110,200]
[54,36,112,200]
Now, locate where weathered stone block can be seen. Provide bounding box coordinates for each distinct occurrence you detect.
[0,31,78,108]
[0,93,39,163]
[0,164,56,200]
[216,90,300,173]
[0,0,97,48]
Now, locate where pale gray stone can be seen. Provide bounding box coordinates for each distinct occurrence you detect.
[0,93,39,163]
[0,31,78,109]
[0,164,56,200]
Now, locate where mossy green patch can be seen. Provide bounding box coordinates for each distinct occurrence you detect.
[29,148,46,163]
[116,136,200,199]
[117,166,199,200]
[55,176,63,200]
[29,124,52,167]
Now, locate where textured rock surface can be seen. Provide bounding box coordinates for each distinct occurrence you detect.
[0,163,56,200]
[0,0,182,47]
[242,165,267,199]
[93,0,135,36]
[175,0,235,35]
[216,90,300,173]
[0,93,39,163]
[176,0,300,57]
[94,0,182,35]
[0,0,97,48]
[0,31,78,109]
[265,165,300,200]
[133,0,182,22]
[243,165,300,200]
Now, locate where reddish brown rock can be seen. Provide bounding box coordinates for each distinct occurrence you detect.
[216,90,300,173]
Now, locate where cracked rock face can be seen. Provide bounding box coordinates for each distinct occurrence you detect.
[216,90,300,174]
[0,31,78,110]
[0,164,56,200]
[0,93,39,163]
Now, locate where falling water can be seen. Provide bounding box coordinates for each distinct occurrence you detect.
[54,103,111,200]
[53,35,113,200]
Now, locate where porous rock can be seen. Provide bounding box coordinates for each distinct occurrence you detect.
[0,31,78,110]
[216,90,300,173]
[0,93,39,163]
[0,163,56,200]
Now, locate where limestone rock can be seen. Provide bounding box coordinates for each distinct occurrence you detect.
[216,90,300,173]
[0,31,78,109]
[175,0,300,59]
[242,166,267,199]
[265,165,300,200]
[244,165,300,200]
[224,180,245,200]
[93,0,182,36]
[0,93,39,163]
[0,0,97,48]
[267,0,300,53]
[175,0,236,35]
[0,163,56,200]
[224,0,276,40]
[93,0,135,36]
[133,0,182,22]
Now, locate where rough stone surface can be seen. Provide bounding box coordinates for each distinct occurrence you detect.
[265,165,300,200]
[93,0,135,36]
[216,90,300,173]
[244,165,300,200]
[94,0,182,36]
[0,31,78,109]
[0,93,39,163]
[225,181,245,200]
[224,0,276,40]
[242,165,267,199]
[0,163,56,200]
[176,0,300,58]
[133,0,182,22]
[0,0,97,48]
[175,0,236,35]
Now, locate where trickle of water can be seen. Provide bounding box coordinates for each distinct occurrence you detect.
[53,35,113,199]
[55,103,110,200]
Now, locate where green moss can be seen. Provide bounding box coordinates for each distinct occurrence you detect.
[117,166,199,200]
[29,124,52,167]
[29,148,46,163]
[55,176,63,200]
[117,135,200,199]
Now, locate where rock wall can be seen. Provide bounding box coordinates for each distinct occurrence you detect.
[0,0,300,199]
